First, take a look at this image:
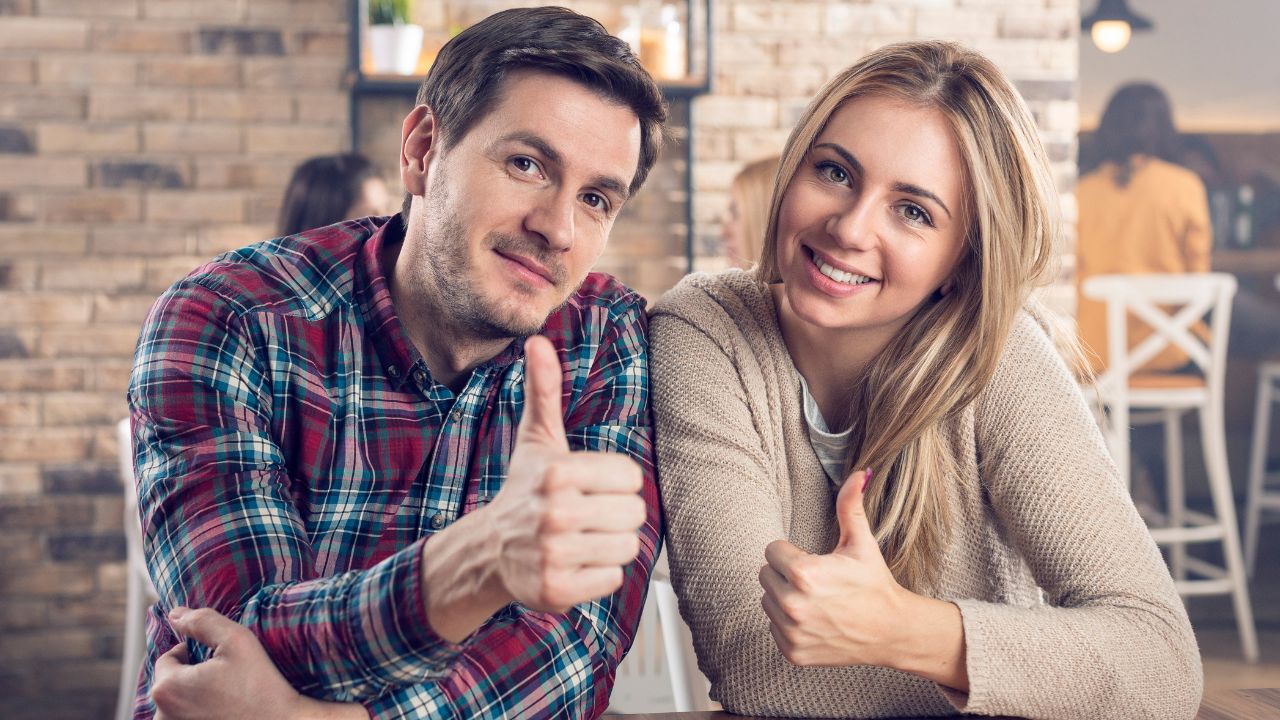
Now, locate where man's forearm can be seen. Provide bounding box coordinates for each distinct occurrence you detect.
[419,505,513,643]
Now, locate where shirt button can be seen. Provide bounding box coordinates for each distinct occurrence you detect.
[413,368,427,386]
[386,366,399,378]
[430,513,445,530]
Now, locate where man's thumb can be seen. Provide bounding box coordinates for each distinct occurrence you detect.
[835,468,876,554]
[517,335,568,449]
[168,607,240,651]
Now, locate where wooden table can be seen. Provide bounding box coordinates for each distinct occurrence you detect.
[618,688,1280,719]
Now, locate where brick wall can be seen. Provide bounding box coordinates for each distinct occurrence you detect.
[0,1,1079,717]
[0,1,349,717]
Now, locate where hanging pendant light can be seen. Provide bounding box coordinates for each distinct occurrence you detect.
[1081,0,1153,54]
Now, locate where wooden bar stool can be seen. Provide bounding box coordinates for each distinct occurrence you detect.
[1083,272,1258,662]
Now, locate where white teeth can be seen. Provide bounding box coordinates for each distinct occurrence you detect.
[814,254,872,286]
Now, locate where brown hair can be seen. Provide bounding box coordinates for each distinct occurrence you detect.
[400,6,667,220]
[758,41,1063,591]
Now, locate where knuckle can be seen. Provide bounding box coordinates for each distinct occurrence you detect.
[543,464,573,493]
[779,595,805,621]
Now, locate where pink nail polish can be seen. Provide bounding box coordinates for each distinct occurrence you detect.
[862,468,873,491]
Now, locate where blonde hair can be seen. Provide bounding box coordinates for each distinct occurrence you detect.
[757,41,1062,591]
[729,156,780,268]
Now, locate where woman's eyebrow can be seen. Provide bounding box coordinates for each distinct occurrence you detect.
[893,181,951,218]
[815,141,952,219]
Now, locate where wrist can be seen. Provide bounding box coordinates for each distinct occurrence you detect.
[889,592,968,690]
[419,506,512,643]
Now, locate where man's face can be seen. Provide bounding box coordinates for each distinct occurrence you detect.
[402,71,642,340]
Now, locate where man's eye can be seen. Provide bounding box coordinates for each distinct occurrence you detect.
[511,157,540,176]
[582,193,608,212]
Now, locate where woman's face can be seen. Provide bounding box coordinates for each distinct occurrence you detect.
[720,191,745,268]
[774,94,968,341]
[347,176,391,219]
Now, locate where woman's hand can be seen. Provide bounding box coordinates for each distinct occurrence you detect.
[759,469,968,689]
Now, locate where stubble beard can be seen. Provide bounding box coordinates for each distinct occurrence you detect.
[416,186,569,342]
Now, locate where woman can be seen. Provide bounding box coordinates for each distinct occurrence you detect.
[721,156,780,268]
[277,153,389,236]
[1076,83,1211,373]
[651,41,1200,719]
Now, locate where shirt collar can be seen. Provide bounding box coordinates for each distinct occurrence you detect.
[355,214,527,392]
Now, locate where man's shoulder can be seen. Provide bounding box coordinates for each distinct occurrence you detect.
[544,272,648,342]
[162,218,383,322]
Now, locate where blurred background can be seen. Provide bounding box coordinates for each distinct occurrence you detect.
[0,0,1277,717]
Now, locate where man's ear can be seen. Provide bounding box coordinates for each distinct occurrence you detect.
[400,105,437,198]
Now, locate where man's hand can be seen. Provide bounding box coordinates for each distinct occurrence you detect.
[489,335,647,612]
[152,606,366,720]
[420,335,648,642]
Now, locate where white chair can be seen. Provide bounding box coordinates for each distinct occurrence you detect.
[608,552,712,713]
[1083,272,1258,662]
[1243,273,1280,576]
[115,418,159,720]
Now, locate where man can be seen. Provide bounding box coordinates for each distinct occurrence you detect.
[127,7,667,718]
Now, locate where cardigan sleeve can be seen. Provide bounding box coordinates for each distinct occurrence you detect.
[954,310,1203,719]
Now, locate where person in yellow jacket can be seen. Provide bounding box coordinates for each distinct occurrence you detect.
[1076,82,1212,375]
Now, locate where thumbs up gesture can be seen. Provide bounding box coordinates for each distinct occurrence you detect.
[759,469,908,667]
[487,335,648,614]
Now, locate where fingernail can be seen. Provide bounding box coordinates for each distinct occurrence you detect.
[862,468,873,491]
[169,606,188,621]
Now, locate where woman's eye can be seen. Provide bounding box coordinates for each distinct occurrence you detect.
[900,203,933,226]
[819,162,848,184]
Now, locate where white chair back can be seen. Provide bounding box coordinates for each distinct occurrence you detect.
[115,418,159,720]
[1082,273,1237,485]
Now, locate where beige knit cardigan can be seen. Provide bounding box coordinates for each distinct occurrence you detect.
[649,270,1201,720]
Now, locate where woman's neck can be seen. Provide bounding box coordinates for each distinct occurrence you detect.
[769,284,894,432]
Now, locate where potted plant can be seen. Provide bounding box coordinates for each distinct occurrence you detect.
[367,0,423,75]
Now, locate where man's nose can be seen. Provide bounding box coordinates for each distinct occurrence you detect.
[524,191,575,251]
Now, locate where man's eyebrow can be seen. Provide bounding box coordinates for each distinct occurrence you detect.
[814,141,952,219]
[502,131,630,202]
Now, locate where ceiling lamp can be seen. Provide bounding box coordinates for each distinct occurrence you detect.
[1081,0,1153,54]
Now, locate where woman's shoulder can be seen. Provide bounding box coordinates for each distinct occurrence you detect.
[1138,157,1207,196]
[650,268,776,342]
[977,302,1080,417]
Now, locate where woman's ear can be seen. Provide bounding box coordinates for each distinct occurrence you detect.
[400,105,437,198]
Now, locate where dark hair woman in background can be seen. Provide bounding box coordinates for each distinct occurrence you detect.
[1076,82,1212,373]
[277,153,389,236]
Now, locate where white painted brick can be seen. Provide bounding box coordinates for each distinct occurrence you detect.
[825,5,913,36]
[694,96,778,129]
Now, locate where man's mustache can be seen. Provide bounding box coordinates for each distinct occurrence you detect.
[489,234,569,286]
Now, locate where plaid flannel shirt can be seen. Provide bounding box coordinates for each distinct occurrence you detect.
[127,215,661,718]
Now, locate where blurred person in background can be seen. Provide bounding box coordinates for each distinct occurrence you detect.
[721,156,779,268]
[277,153,390,236]
[1075,82,1211,374]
